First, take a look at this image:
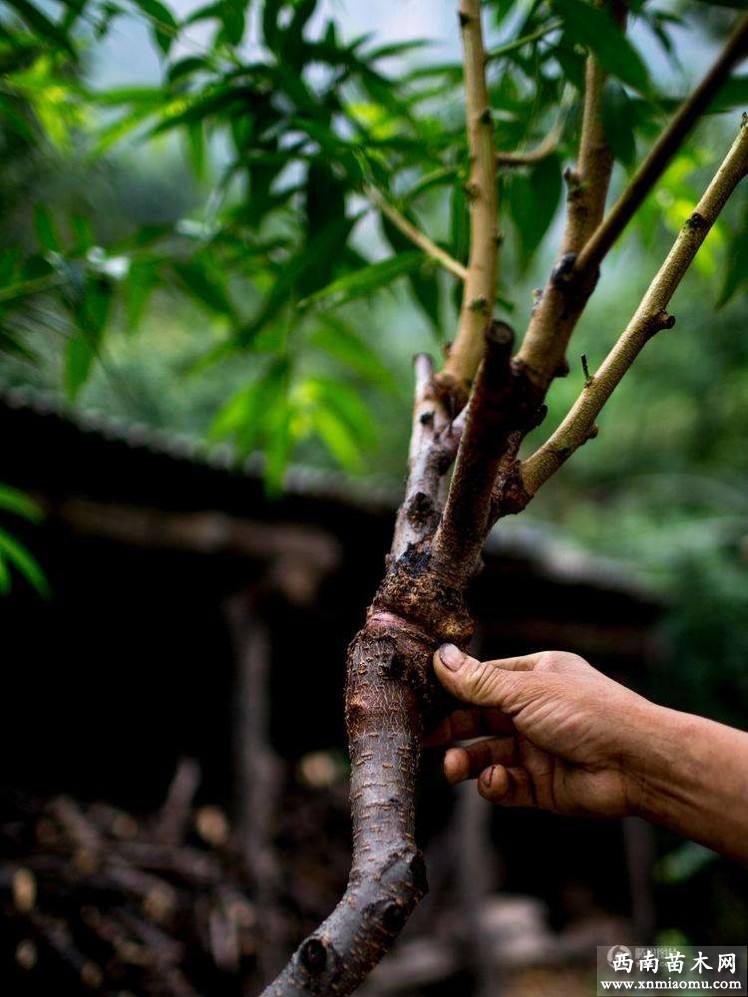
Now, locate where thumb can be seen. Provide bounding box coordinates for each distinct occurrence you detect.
[433,644,523,708]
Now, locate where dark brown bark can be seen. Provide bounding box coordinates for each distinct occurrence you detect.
[261,615,430,996]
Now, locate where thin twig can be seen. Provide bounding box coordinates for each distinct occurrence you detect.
[522,119,748,496]
[575,10,748,276]
[367,187,468,281]
[496,124,561,167]
[486,18,563,63]
[438,0,499,400]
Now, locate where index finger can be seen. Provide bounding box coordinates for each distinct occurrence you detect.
[424,707,514,747]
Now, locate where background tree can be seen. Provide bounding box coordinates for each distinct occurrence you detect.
[1,0,748,993]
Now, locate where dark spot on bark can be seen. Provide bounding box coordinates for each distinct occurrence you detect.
[299,937,327,974]
[419,410,435,426]
[399,544,432,577]
[563,166,580,191]
[479,107,492,126]
[458,10,470,27]
[686,211,707,231]
[493,463,532,518]
[435,451,453,475]
[385,654,405,680]
[407,491,435,527]
[382,902,406,933]
[551,252,578,288]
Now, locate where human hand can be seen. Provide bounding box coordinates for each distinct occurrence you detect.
[428,645,655,818]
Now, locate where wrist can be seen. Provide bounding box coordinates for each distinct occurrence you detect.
[617,696,680,820]
[620,698,701,823]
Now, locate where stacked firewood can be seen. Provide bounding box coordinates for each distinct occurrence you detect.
[0,763,260,996]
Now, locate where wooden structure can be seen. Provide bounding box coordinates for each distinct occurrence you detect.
[0,384,663,994]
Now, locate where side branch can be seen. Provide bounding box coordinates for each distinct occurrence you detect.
[521,120,748,497]
[438,0,499,403]
[514,30,620,388]
[432,322,538,588]
[575,10,748,275]
[367,187,469,282]
[391,354,462,559]
[496,124,561,167]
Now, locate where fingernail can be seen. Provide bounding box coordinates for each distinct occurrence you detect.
[481,766,495,788]
[438,643,464,671]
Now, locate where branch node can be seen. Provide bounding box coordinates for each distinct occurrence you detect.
[550,252,578,288]
[685,211,707,232]
[469,295,490,314]
[299,937,328,974]
[563,165,582,195]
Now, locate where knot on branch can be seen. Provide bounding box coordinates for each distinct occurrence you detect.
[405,490,438,533]
[563,165,582,196]
[643,309,677,340]
[550,252,578,289]
[373,544,473,648]
[287,847,426,994]
[685,211,707,232]
[491,461,532,520]
[298,936,333,978]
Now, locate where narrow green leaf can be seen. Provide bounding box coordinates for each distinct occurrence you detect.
[64,333,95,400]
[301,252,424,309]
[708,75,748,114]
[601,81,637,168]
[4,0,75,55]
[0,485,42,522]
[0,557,10,595]
[507,153,562,267]
[0,528,49,597]
[312,406,363,470]
[554,0,650,93]
[34,204,61,252]
[309,318,397,390]
[131,0,178,54]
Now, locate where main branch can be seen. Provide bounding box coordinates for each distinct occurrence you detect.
[437,0,499,403]
[521,119,748,496]
[513,29,619,389]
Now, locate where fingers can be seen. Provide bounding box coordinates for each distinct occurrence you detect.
[424,707,514,748]
[478,765,537,808]
[433,644,533,708]
[443,736,518,784]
